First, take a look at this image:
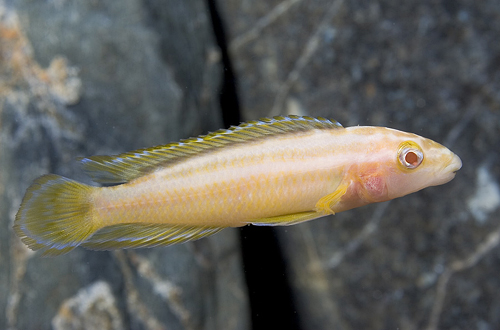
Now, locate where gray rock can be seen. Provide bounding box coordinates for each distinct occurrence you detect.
[52,281,124,330]
[218,0,500,329]
[1,1,249,330]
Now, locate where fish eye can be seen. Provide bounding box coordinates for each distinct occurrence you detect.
[398,141,424,169]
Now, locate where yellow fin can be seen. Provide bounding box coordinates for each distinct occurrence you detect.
[13,174,97,256]
[80,115,343,184]
[249,211,326,226]
[315,183,349,214]
[81,223,223,250]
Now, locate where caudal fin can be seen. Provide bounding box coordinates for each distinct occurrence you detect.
[14,174,97,256]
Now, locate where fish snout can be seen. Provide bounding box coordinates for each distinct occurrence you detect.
[436,152,462,185]
[445,153,462,174]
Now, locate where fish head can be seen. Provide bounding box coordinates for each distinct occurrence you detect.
[380,128,462,200]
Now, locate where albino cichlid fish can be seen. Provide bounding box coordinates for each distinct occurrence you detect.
[14,116,462,256]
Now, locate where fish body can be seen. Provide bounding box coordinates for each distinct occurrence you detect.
[14,116,462,256]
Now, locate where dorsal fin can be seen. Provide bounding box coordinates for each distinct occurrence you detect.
[80,115,343,184]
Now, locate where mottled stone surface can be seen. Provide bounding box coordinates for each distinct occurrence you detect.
[0,2,249,330]
[52,281,124,330]
[218,0,500,329]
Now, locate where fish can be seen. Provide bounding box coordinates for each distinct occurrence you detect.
[13,115,462,256]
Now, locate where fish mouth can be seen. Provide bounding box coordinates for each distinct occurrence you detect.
[445,153,462,174]
[439,153,462,184]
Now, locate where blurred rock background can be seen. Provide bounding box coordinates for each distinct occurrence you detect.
[1,0,499,330]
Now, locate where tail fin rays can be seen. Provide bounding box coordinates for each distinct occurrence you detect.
[14,174,96,256]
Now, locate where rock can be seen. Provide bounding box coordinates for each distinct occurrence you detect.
[217,0,500,329]
[52,281,123,330]
[0,2,249,330]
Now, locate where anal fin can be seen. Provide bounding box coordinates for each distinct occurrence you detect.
[81,223,223,250]
[249,211,326,226]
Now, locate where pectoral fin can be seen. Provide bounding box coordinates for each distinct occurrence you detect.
[249,211,326,226]
[249,183,350,226]
[315,183,349,215]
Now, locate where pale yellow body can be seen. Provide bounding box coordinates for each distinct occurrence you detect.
[91,125,459,229]
[92,129,346,227]
[14,116,462,255]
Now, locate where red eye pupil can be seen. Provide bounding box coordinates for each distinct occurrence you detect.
[398,143,423,169]
[405,151,419,166]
